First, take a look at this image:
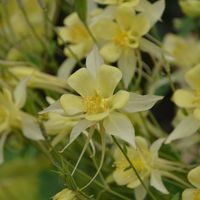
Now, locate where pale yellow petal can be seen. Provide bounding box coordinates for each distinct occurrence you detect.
[182,188,196,200]
[185,64,200,90]
[67,68,96,97]
[113,169,133,186]
[173,89,195,108]
[85,111,109,121]
[116,6,136,31]
[60,94,85,115]
[109,90,129,110]
[188,166,200,188]
[135,136,149,151]
[100,42,122,63]
[96,65,122,98]
[93,19,119,40]
[130,14,150,36]
[64,42,92,59]
[63,13,80,26]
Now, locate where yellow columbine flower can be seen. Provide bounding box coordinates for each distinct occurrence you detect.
[41,47,162,147]
[166,64,200,143]
[93,1,165,87]
[0,80,44,164]
[94,0,140,7]
[0,0,56,60]
[182,166,200,200]
[113,136,185,199]
[94,6,150,63]
[179,0,200,18]
[173,64,200,120]
[163,34,200,68]
[57,12,93,59]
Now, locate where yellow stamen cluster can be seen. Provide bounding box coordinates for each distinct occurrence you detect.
[116,150,147,173]
[114,30,139,48]
[84,94,109,114]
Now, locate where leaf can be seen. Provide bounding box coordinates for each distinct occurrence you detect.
[75,0,87,24]
[171,193,180,200]
[103,112,135,147]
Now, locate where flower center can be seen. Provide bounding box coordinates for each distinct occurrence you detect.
[114,30,139,48]
[84,94,109,114]
[116,149,148,173]
[195,189,200,200]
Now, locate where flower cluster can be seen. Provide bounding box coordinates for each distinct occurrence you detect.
[0,0,200,200]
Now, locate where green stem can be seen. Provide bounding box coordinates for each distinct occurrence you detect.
[112,135,158,200]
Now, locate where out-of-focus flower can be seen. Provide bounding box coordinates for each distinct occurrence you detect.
[0,0,56,59]
[44,112,79,146]
[179,0,200,18]
[41,47,163,149]
[182,166,200,200]
[166,64,200,143]
[0,80,44,164]
[57,12,93,60]
[94,0,140,7]
[113,136,183,199]
[93,1,165,87]
[4,66,68,93]
[163,34,200,68]
[53,189,77,200]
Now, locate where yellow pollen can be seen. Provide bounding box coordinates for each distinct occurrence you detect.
[114,31,129,46]
[114,30,139,48]
[195,189,200,200]
[84,94,109,114]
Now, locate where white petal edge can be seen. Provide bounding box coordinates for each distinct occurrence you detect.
[39,100,63,114]
[165,115,200,144]
[150,138,165,160]
[57,58,77,79]
[118,50,136,89]
[150,169,169,194]
[103,112,135,147]
[21,112,44,140]
[61,119,96,152]
[122,93,163,113]
[86,45,104,78]
[14,78,29,109]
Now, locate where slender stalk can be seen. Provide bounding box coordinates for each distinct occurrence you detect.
[16,0,47,51]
